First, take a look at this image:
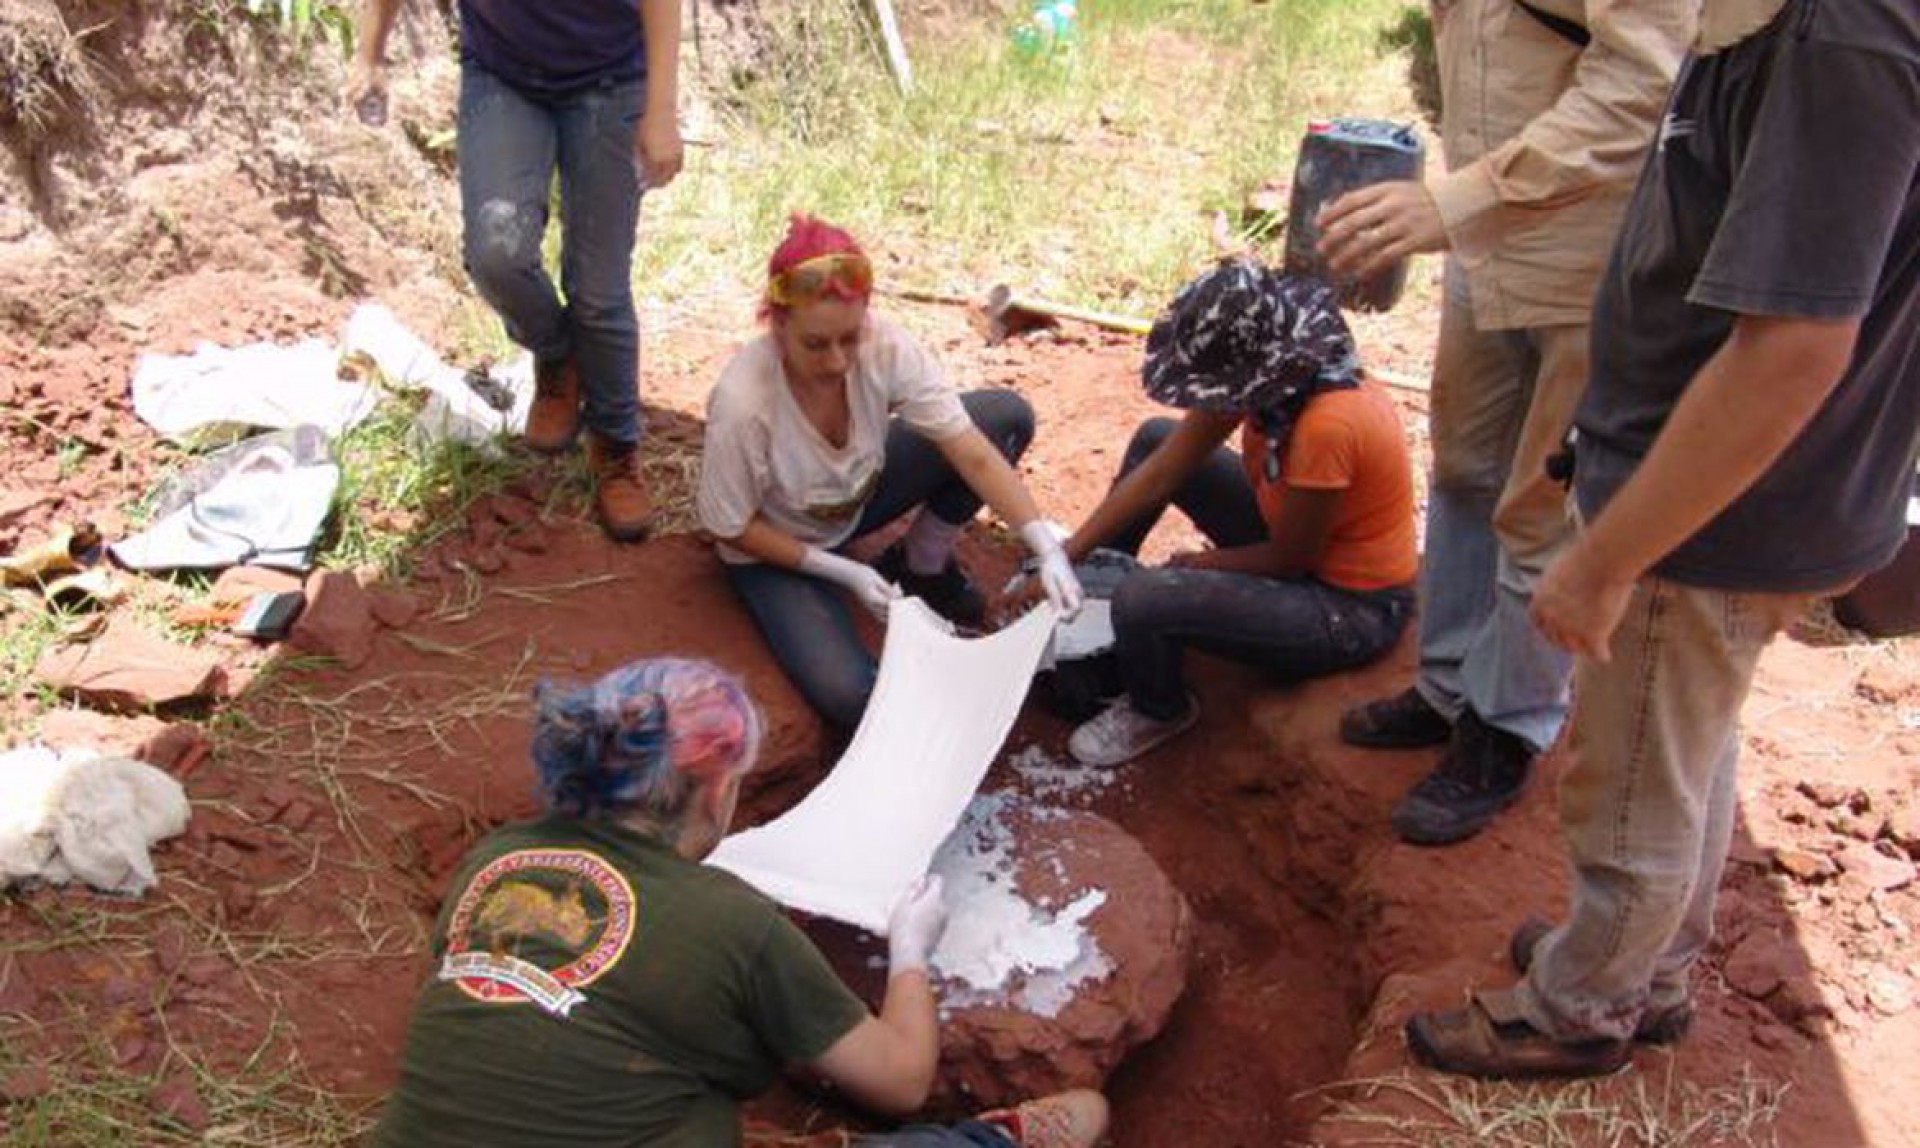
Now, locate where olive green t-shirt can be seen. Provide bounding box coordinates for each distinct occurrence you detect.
[373,816,870,1147]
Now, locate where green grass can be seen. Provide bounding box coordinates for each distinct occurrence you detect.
[639,0,1419,315]
[0,598,81,741]
[321,400,550,577]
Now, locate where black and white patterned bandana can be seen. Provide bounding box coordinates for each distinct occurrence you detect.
[1141,261,1360,480]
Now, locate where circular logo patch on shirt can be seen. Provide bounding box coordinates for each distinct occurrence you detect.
[438,848,637,1018]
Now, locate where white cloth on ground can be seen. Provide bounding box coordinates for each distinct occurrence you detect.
[111,425,339,572]
[132,338,378,445]
[342,303,531,446]
[709,598,1056,934]
[0,745,190,896]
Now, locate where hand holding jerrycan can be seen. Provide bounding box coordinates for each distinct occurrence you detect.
[1283,118,1425,312]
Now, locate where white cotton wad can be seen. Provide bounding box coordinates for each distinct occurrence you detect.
[928,795,1111,1019]
[0,746,190,896]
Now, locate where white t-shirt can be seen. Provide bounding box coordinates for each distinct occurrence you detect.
[698,316,972,562]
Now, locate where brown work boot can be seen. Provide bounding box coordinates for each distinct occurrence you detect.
[525,356,582,454]
[586,432,653,542]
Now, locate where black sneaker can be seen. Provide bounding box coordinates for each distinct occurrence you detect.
[1391,709,1534,846]
[875,543,986,629]
[1340,686,1453,749]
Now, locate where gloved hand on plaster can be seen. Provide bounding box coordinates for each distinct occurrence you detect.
[1019,519,1084,621]
[800,546,902,622]
[886,874,949,974]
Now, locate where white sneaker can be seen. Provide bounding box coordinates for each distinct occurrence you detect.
[1068,696,1199,767]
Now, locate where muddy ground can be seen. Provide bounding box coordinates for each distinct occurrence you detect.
[2,6,1918,1146]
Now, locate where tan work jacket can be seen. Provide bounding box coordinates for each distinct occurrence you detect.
[1428,0,1696,331]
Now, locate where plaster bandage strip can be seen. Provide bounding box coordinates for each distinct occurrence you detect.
[709,598,1057,933]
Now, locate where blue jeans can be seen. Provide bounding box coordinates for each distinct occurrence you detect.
[726,391,1035,730]
[458,63,644,445]
[856,1121,1015,1148]
[1414,262,1587,751]
[1106,419,1413,719]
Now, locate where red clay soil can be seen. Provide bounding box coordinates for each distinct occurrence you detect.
[3,151,1919,1148]
[4,291,1918,1144]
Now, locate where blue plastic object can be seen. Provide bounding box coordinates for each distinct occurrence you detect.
[1011,0,1079,62]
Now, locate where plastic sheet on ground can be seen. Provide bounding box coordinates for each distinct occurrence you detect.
[342,303,531,446]
[0,744,190,896]
[709,599,1056,934]
[111,426,339,572]
[131,338,378,445]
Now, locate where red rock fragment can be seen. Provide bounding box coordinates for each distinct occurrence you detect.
[288,569,377,668]
[1,1065,50,1104]
[1723,932,1809,1001]
[148,1075,209,1131]
[366,585,420,629]
[208,564,303,606]
[152,924,190,975]
[1835,842,1916,892]
[33,617,224,711]
[1771,846,1836,883]
[138,723,210,777]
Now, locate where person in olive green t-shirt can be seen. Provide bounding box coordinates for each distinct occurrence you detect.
[373,657,1109,1148]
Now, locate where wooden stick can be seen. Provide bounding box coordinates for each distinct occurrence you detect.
[1370,366,1432,394]
[986,284,1155,336]
[881,285,976,308]
[871,0,914,95]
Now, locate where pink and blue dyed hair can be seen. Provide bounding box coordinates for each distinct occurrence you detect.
[530,658,764,820]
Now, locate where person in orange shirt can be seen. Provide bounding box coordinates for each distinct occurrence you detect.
[1048,262,1419,767]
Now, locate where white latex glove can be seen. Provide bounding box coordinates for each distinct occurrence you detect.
[799,546,901,622]
[886,874,949,974]
[1019,519,1084,621]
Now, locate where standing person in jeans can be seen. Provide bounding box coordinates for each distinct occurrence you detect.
[349,0,681,542]
[1406,0,1920,1077]
[1315,0,1695,845]
[1045,262,1418,768]
[697,215,1083,733]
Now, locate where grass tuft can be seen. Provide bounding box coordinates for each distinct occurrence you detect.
[322,400,540,577]
[1306,1062,1789,1148]
[0,1008,375,1147]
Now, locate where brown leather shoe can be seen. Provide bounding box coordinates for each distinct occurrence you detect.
[525,356,582,454]
[1405,987,1630,1080]
[1508,915,1694,1044]
[586,433,652,542]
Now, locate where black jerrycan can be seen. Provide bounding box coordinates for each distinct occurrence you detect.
[1282,118,1426,312]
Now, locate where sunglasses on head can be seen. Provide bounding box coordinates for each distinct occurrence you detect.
[766,252,875,308]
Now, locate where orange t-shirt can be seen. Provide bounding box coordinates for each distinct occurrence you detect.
[1238,382,1418,592]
